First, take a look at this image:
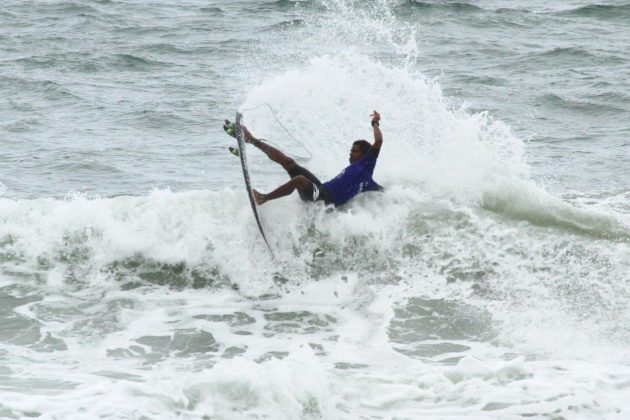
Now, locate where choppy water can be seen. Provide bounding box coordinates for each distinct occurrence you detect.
[1,0,629,418]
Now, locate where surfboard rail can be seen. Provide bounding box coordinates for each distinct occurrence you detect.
[235,112,274,257]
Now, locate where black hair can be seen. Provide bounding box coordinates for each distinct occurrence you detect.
[353,139,371,155]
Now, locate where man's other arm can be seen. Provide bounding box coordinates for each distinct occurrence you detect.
[371,110,382,150]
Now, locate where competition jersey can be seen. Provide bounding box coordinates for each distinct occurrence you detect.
[323,147,382,206]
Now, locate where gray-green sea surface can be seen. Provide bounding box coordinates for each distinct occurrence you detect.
[0,1,629,418]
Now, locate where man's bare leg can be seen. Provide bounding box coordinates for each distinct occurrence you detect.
[253,176,310,205]
[235,123,295,171]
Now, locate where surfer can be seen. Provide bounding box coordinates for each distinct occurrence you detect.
[225,111,383,207]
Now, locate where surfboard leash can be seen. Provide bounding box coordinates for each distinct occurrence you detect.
[242,103,313,161]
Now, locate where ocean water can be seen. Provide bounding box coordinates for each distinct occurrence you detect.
[1,0,629,418]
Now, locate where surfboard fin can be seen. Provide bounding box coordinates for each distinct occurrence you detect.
[228,146,239,157]
[223,120,237,138]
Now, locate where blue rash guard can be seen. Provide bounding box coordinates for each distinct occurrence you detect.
[323,147,383,206]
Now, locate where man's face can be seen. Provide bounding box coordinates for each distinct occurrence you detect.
[349,144,363,163]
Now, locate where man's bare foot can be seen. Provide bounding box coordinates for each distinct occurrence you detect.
[241,125,255,143]
[252,189,267,205]
[222,119,255,143]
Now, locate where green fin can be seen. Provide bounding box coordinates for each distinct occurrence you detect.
[229,146,239,157]
[223,120,237,138]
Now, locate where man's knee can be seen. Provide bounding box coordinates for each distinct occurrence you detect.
[292,175,310,190]
[283,158,296,171]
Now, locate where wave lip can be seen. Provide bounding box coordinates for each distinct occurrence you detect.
[538,92,627,117]
[528,46,625,64]
[560,4,630,20]
[267,19,306,31]
[397,1,482,13]
[108,53,171,71]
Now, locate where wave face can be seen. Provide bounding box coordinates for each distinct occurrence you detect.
[1,0,630,418]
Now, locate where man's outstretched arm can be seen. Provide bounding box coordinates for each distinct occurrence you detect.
[371,110,382,150]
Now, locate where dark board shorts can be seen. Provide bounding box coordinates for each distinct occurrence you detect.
[286,164,334,205]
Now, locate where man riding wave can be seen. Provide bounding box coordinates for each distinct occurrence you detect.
[225,111,383,207]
